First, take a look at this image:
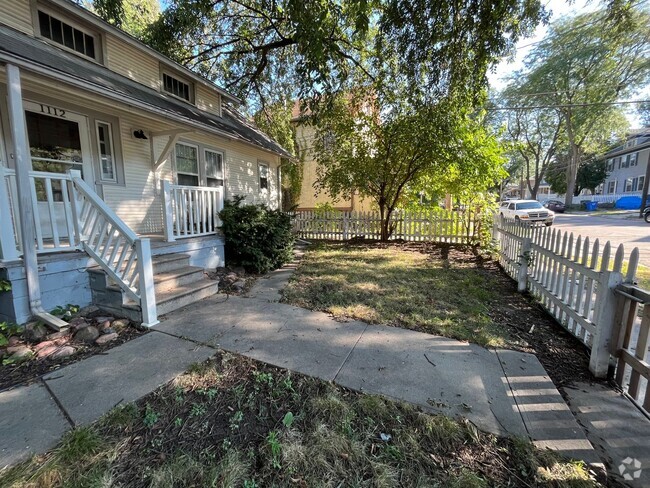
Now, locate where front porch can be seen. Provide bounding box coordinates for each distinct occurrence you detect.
[0,64,225,325]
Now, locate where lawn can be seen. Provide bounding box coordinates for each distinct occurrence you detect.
[283,242,505,347]
[282,241,597,388]
[1,352,599,487]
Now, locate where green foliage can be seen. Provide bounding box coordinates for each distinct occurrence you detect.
[91,0,160,37]
[50,304,80,321]
[546,156,609,196]
[253,101,304,210]
[281,411,294,428]
[219,196,294,274]
[315,94,506,240]
[140,0,547,110]
[0,279,11,292]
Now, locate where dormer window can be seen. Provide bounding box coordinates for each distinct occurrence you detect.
[38,10,97,60]
[162,72,193,102]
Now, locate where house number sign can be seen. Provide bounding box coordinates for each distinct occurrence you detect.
[38,103,66,118]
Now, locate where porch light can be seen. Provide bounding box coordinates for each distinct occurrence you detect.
[133,129,148,140]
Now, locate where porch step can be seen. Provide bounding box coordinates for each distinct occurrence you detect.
[89,252,219,322]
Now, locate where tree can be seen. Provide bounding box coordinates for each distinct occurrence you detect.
[518,7,650,207]
[546,155,608,196]
[313,93,506,240]
[91,0,160,37]
[253,100,304,211]
[124,0,548,111]
[500,87,563,199]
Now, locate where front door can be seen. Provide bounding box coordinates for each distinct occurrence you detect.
[23,101,94,240]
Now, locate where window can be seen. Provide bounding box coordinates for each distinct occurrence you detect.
[606,158,614,172]
[259,162,269,190]
[638,176,645,192]
[630,152,638,167]
[162,73,192,102]
[38,10,96,59]
[624,178,634,192]
[175,143,199,186]
[607,181,617,194]
[205,149,223,187]
[96,121,116,182]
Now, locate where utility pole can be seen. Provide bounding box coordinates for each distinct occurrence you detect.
[640,155,650,218]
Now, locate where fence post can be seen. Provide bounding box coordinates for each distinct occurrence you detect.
[517,237,531,293]
[589,269,624,378]
[343,212,349,240]
[161,180,175,242]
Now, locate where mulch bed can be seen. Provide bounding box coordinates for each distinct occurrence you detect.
[0,323,147,392]
[315,240,600,390]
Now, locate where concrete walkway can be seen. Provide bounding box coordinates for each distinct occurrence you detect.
[0,252,603,473]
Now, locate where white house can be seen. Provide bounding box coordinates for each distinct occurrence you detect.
[601,129,650,200]
[0,0,290,327]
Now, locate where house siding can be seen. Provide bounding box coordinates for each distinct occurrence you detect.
[196,86,221,117]
[105,34,160,90]
[603,146,649,195]
[0,1,34,35]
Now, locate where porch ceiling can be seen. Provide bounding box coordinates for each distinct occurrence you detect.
[0,25,292,159]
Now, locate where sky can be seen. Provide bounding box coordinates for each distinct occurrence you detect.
[488,0,647,127]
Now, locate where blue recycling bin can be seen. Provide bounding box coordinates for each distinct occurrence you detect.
[585,201,597,211]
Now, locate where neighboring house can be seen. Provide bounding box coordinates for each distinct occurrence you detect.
[601,129,650,198]
[291,101,373,212]
[0,0,290,326]
[501,179,562,201]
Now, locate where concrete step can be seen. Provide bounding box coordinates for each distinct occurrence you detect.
[154,280,219,316]
[154,266,206,290]
[152,253,191,274]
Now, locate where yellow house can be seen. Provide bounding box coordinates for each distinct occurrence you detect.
[0,0,290,326]
[291,102,373,212]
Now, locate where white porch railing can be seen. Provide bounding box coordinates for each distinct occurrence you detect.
[1,166,79,256]
[0,167,157,326]
[161,181,223,241]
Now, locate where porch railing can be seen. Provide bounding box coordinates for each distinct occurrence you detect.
[161,181,224,241]
[0,167,157,326]
[1,166,79,257]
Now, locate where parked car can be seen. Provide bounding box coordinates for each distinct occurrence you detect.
[543,200,566,213]
[500,200,555,226]
[643,205,650,223]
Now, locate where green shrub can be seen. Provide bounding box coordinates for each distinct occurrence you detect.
[219,196,294,274]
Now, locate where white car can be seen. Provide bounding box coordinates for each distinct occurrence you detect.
[499,200,554,226]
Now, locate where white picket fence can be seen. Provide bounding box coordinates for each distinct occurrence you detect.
[292,209,480,244]
[494,216,649,413]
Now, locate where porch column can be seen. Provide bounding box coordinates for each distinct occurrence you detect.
[0,165,19,261]
[6,64,66,329]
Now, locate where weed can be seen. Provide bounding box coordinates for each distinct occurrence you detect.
[230,410,244,431]
[57,427,104,464]
[266,430,282,469]
[143,404,159,428]
[174,417,183,427]
[282,411,294,428]
[103,403,139,429]
[190,403,207,418]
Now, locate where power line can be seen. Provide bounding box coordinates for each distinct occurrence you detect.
[489,99,650,111]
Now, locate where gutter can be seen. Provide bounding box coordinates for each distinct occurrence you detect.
[0,54,292,159]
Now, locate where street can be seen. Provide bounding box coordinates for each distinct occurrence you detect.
[552,213,650,267]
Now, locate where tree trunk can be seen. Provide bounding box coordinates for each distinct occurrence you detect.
[563,111,579,208]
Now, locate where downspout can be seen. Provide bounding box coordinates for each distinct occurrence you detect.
[6,64,67,330]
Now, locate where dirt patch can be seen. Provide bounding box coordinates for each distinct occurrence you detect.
[0,316,147,392]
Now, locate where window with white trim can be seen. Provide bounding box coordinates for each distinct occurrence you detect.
[624,178,634,192]
[606,158,614,171]
[607,180,616,194]
[96,121,116,182]
[638,176,645,192]
[205,149,223,187]
[258,162,269,191]
[38,10,97,60]
[630,152,638,167]
[175,143,199,186]
[162,73,193,102]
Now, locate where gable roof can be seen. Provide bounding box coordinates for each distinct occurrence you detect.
[0,25,292,158]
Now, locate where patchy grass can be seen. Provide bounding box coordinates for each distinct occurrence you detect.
[0,352,601,487]
[634,263,650,290]
[283,242,509,347]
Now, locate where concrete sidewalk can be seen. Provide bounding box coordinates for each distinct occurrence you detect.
[0,254,602,472]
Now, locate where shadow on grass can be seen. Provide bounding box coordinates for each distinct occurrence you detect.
[282,242,509,347]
